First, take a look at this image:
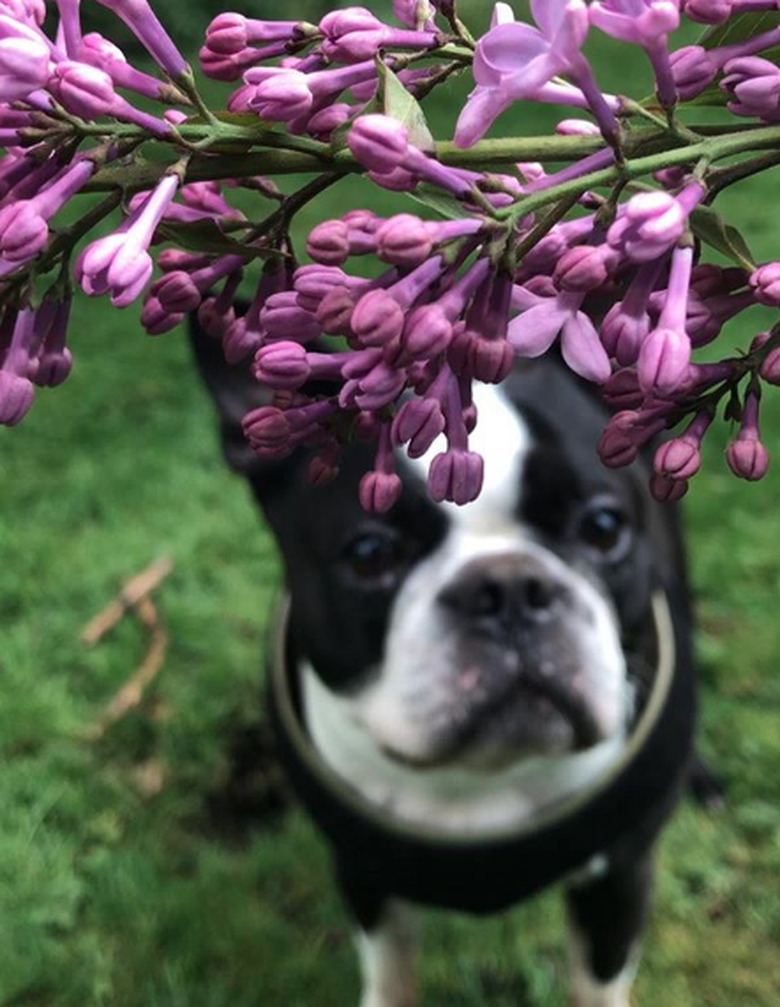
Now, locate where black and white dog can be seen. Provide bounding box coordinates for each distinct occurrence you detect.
[190,318,697,1007]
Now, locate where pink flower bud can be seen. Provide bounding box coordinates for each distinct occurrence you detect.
[669,45,718,100]
[759,345,780,385]
[650,473,689,503]
[749,262,780,307]
[359,470,402,513]
[637,326,691,395]
[253,341,311,390]
[654,439,701,480]
[153,271,201,313]
[315,286,357,334]
[597,413,639,468]
[0,16,50,102]
[391,396,446,456]
[402,304,453,360]
[683,0,732,24]
[601,369,644,409]
[242,405,292,457]
[347,114,409,174]
[0,369,34,424]
[307,219,350,265]
[351,289,405,346]
[428,449,484,505]
[726,438,769,480]
[260,291,321,343]
[375,214,433,267]
[553,244,618,292]
[141,295,184,335]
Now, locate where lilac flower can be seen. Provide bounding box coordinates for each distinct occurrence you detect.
[749,261,780,306]
[359,425,402,512]
[637,244,694,395]
[34,293,73,386]
[589,1,680,108]
[76,173,179,307]
[607,182,705,263]
[93,0,188,79]
[600,261,662,364]
[454,1,621,147]
[0,306,42,424]
[244,61,378,123]
[508,288,611,383]
[77,32,182,102]
[653,410,713,480]
[0,13,51,101]
[392,0,436,30]
[726,391,769,480]
[0,157,94,265]
[721,57,780,119]
[49,60,172,136]
[204,14,304,56]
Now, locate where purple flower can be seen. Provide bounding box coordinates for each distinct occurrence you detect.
[508,289,611,383]
[0,306,43,424]
[721,56,780,119]
[49,60,172,136]
[725,392,769,480]
[589,2,680,108]
[0,157,94,265]
[0,14,51,102]
[347,113,411,173]
[204,14,303,56]
[638,245,694,396]
[653,410,712,480]
[93,0,188,78]
[76,173,179,307]
[749,261,780,306]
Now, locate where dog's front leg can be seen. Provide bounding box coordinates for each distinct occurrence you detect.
[337,864,418,1007]
[355,900,418,1007]
[565,854,653,1007]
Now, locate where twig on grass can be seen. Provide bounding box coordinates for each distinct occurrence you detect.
[81,556,173,741]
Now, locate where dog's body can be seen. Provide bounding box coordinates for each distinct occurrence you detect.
[191,320,696,1007]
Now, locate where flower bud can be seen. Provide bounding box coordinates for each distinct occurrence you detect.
[359,470,402,512]
[759,345,780,385]
[726,438,769,481]
[653,438,701,480]
[307,219,350,265]
[347,114,409,174]
[253,341,311,390]
[428,449,484,505]
[351,289,405,347]
[749,262,780,307]
[391,396,445,456]
[637,326,691,395]
[375,214,433,267]
[650,473,689,503]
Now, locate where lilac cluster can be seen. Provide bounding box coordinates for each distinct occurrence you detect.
[2,0,780,509]
[0,0,199,421]
[201,2,461,141]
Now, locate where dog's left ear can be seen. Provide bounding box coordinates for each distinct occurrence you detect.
[188,306,275,477]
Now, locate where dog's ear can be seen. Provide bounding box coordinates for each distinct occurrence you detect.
[188,304,272,477]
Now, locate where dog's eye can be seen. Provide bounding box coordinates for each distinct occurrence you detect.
[577,502,630,557]
[342,532,401,581]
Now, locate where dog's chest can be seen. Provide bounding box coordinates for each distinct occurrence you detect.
[300,660,627,836]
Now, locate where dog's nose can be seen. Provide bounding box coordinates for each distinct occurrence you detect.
[438,554,569,631]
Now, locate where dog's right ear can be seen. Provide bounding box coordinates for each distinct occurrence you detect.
[188,307,273,478]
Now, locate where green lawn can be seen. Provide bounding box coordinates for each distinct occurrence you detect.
[3,9,780,1006]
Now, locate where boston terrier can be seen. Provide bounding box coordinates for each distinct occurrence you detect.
[189,317,697,1007]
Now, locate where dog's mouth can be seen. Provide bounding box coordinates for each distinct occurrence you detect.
[378,662,606,772]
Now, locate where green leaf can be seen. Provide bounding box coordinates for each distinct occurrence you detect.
[683,83,729,108]
[700,11,780,49]
[689,205,756,271]
[407,184,465,220]
[157,220,266,258]
[376,61,435,153]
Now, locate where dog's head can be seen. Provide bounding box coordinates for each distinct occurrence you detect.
[191,319,683,774]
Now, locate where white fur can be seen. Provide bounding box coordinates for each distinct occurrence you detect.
[300,383,630,837]
[357,902,417,1007]
[569,926,639,1007]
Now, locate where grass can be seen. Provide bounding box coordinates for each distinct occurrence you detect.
[3,8,780,1006]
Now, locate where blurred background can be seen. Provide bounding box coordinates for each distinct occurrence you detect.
[1,2,779,1005]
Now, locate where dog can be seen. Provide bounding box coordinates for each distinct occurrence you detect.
[189,315,697,1007]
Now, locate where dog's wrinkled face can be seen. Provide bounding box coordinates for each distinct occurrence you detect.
[266,362,658,774]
